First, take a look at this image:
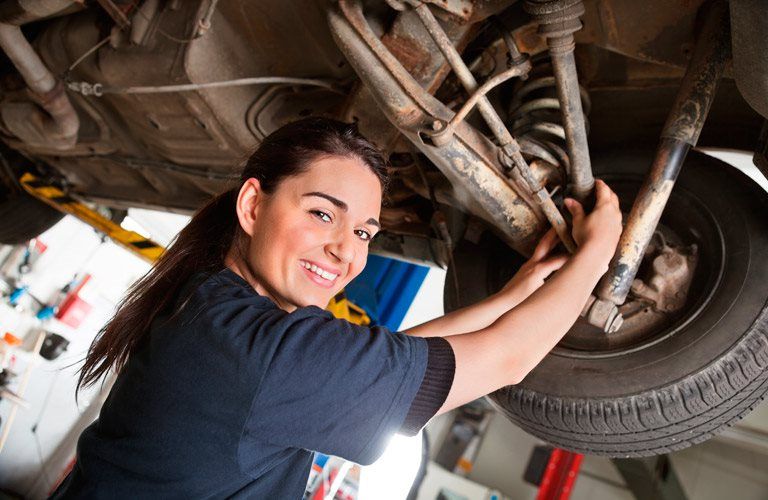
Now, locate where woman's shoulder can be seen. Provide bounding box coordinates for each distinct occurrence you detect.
[174,268,270,316]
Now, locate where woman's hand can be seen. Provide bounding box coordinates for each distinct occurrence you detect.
[438,179,625,413]
[496,178,622,307]
[497,228,568,306]
[564,179,623,266]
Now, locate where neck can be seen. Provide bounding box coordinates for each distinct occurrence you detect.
[223,252,297,313]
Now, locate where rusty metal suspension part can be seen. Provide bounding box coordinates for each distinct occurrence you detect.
[584,0,730,333]
[330,0,571,255]
[406,0,576,253]
[330,0,545,255]
[508,57,591,173]
[524,0,594,202]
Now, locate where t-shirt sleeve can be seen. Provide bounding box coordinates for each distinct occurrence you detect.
[237,304,454,465]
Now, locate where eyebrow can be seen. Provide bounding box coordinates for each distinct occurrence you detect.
[303,191,380,228]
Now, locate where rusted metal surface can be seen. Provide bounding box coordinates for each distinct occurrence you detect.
[581,294,624,333]
[525,0,594,202]
[596,138,686,307]
[630,234,698,313]
[5,0,352,209]
[660,4,731,145]
[578,0,706,69]
[330,0,549,254]
[412,2,517,147]
[508,67,590,173]
[0,0,756,272]
[340,5,474,152]
[587,0,729,330]
[408,1,575,252]
[428,58,533,146]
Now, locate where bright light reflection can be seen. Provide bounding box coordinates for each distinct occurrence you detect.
[358,432,423,500]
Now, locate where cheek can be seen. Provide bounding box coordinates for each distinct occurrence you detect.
[346,252,368,282]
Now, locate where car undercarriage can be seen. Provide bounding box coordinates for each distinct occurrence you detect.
[0,0,766,457]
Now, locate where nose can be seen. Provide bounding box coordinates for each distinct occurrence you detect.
[326,230,355,264]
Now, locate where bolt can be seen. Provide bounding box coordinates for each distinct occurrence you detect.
[607,313,624,333]
[431,119,444,131]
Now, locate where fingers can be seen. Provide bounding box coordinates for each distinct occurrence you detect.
[564,197,585,223]
[532,227,559,261]
[594,179,619,207]
[536,254,568,276]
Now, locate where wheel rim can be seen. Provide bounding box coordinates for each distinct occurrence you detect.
[487,172,727,360]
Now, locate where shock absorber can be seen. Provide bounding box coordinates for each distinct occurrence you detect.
[508,56,591,176]
[524,0,594,201]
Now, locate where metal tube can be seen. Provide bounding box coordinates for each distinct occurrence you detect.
[525,0,594,202]
[429,59,532,145]
[413,3,516,150]
[0,24,55,93]
[592,0,729,317]
[0,0,80,148]
[549,40,594,200]
[412,2,576,252]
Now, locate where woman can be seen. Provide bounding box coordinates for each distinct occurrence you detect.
[54,117,622,498]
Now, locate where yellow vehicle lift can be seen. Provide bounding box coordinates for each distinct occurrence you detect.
[18,172,370,325]
[20,173,164,263]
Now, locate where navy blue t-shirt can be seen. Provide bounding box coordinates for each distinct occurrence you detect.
[53,268,454,499]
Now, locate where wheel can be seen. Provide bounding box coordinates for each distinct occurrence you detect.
[0,186,63,244]
[445,149,768,457]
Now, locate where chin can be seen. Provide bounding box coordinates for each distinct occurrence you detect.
[295,294,330,309]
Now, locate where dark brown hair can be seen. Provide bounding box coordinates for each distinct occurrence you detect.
[78,117,387,390]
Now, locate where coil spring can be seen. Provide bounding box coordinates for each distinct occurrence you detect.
[508,57,591,173]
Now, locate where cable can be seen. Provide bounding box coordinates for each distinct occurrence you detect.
[67,76,346,97]
[66,36,110,74]
[105,155,239,181]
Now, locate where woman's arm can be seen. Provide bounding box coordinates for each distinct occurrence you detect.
[434,180,623,414]
[404,228,567,338]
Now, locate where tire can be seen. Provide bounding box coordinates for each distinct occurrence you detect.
[445,150,768,457]
[0,187,63,244]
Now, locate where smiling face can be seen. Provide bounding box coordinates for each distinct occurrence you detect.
[226,155,383,311]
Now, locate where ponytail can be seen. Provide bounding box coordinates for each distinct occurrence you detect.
[77,189,239,390]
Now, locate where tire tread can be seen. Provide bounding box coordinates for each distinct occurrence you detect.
[489,304,768,457]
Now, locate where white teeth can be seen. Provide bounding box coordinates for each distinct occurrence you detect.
[321,270,337,280]
[301,261,338,281]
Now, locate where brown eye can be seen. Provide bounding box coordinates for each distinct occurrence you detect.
[311,210,332,223]
[355,229,372,241]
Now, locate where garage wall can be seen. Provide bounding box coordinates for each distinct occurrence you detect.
[0,216,151,496]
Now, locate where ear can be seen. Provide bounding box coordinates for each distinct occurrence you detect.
[235,177,264,237]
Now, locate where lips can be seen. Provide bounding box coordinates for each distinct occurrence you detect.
[299,260,341,288]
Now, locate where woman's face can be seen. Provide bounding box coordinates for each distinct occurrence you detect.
[229,155,383,311]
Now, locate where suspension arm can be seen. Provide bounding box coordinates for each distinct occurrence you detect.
[585,0,730,332]
[331,0,576,255]
[331,0,548,254]
[408,0,576,253]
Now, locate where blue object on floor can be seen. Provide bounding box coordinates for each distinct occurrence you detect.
[344,255,430,331]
